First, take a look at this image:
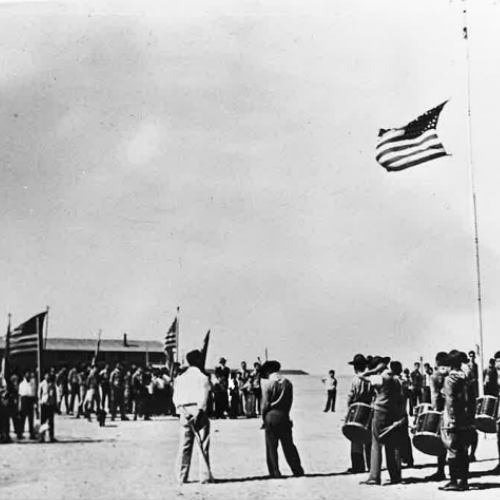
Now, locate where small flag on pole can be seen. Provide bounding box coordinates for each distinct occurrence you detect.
[164,316,178,374]
[200,330,210,371]
[376,101,448,172]
[9,312,47,357]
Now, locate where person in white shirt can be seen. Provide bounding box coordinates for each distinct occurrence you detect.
[173,350,212,484]
[17,371,37,440]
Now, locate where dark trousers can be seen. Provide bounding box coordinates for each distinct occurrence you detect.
[351,440,371,473]
[229,391,239,418]
[110,387,125,419]
[101,386,110,411]
[368,410,401,484]
[398,423,414,466]
[421,386,431,404]
[69,384,79,414]
[18,396,36,438]
[441,428,471,484]
[58,387,69,413]
[264,410,304,477]
[40,404,56,441]
[214,391,228,418]
[324,390,337,412]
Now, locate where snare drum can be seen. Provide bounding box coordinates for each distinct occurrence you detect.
[412,403,433,433]
[412,410,445,456]
[475,396,499,434]
[342,403,373,444]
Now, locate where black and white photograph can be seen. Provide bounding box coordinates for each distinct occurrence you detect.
[1,0,500,498]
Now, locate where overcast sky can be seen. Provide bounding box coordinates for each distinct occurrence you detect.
[0,0,499,374]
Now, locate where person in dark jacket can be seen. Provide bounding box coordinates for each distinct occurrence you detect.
[439,350,472,491]
[260,360,304,478]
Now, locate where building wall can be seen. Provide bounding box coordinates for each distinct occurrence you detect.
[0,348,165,372]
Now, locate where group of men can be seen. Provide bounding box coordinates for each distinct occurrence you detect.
[0,361,179,444]
[173,350,304,484]
[210,358,263,419]
[346,350,500,491]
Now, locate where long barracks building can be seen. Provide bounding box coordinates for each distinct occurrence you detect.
[0,334,165,370]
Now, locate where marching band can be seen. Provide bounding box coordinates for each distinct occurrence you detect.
[343,349,500,490]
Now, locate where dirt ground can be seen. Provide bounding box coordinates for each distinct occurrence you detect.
[1,377,499,500]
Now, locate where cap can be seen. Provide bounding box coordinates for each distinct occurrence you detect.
[348,354,367,366]
[260,360,281,374]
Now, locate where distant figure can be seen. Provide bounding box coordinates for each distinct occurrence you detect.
[422,363,433,404]
[17,370,37,440]
[214,358,230,418]
[322,370,338,412]
[39,372,58,443]
[260,360,304,478]
[409,362,423,410]
[173,349,212,484]
[484,358,499,396]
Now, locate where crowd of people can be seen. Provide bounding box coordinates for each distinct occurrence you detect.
[0,361,180,443]
[344,349,500,492]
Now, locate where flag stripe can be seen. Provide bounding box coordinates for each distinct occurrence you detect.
[8,312,46,359]
[376,130,440,161]
[378,138,445,168]
[383,150,448,172]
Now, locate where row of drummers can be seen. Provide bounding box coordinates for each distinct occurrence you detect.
[341,350,500,487]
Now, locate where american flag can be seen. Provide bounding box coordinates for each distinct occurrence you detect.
[9,312,47,357]
[376,102,448,172]
[164,318,178,353]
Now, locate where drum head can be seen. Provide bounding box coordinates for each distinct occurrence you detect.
[413,433,445,456]
[342,424,371,445]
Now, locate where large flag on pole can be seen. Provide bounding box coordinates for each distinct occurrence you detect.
[164,316,178,374]
[9,312,47,358]
[200,330,210,372]
[376,101,448,172]
[1,315,11,381]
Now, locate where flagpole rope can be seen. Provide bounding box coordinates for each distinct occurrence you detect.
[462,0,485,396]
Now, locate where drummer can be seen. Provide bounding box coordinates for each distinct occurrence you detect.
[491,350,500,475]
[426,351,449,482]
[359,355,403,486]
[462,351,479,463]
[346,354,374,474]
[439,350,472,491]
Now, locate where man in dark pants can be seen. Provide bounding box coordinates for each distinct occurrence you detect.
[261,360,304,478]
[490,350,500,475]
[346,354,373,473]
[410,362,423,410]
[39,372,58,443]
[439,351,472,491]
[322,370,337,412]
[426,351,449,481]
[359,356,402,486]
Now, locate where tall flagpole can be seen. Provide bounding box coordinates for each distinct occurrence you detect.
[36,313,43,420]
[462,0,485,397]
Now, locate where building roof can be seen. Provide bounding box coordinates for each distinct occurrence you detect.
[0,337,164,353]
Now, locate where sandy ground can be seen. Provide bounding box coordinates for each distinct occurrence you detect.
[1,376,499,500]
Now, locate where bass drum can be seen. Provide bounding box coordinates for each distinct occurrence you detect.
[413,410,445,456]
[475,396,499,434]
[342,403,373,445]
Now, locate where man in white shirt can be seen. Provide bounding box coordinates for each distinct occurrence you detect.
[18,371,37,440]
[173,350,212,484]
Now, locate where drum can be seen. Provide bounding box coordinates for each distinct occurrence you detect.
[412,410,445,456]
[411,403,432,433]
[342,403,373,444]
[475,396,499,434]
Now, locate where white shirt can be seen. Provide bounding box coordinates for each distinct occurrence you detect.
[19,379,37,398]
[173,366,210,416]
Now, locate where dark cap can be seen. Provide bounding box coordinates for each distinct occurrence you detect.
[219,357,227,363]
[348,354,367,366]
[369,355,390,370]
[494,351,500,360]
[260,360,281,374]
[435,351,449,367]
